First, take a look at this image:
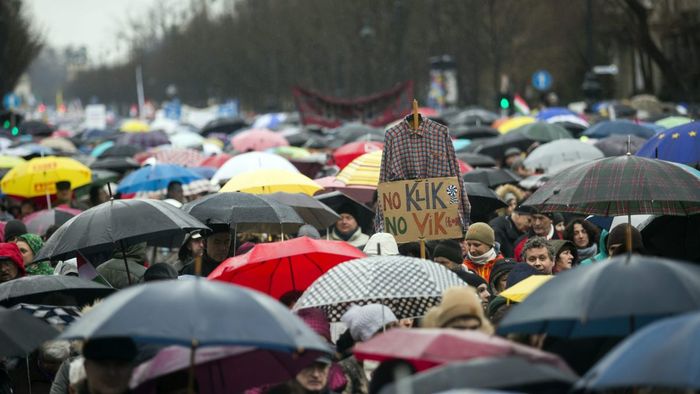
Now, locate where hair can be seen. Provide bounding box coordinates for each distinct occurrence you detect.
[563,219,600,248]
[522,236,554,261]
[40,340,72,362]
[167,181,183,193]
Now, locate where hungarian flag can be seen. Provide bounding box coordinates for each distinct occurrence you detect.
[513,94,530,115]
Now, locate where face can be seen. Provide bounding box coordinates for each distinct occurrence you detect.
[555,222,566,233]
[511,212,531,233]
[168,184,184,203]
[56,189,72,204]
[205,232,231,263]
[14,240,34,265]
[495,274,508,294]
[466,240,490,257]
[475,283,490,308]
[0,260,19,283]
[531,214,552,236]
[187,237,204,257]
[572,223,589,248]
[556,249,574,272]
[444,316,482,330]
[336,213,358,233]
[83,359,133,394]
[295,362,329,392]
[525,246,554,274]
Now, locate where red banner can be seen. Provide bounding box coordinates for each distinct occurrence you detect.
[292,81,414,128]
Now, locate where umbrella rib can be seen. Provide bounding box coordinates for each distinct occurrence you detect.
[268,258,284,296]
[288,256,297,292]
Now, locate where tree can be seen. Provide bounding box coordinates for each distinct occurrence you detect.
[0,0,43,99]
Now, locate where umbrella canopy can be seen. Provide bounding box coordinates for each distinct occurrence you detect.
[497,255,700,337]
[198,153,233,169]
[231,128,289,152]
[209,237,367,299]
[654,116,693,129]
[593,134,646,157]
[267,192,339,229]
[117,130,170,149]
[220,169,322,196]
[636,121,700,166]
[577,310,700,391]
[18,120,54,136]
[169,131,205,149]
[90,156,140,173]
[293,255,467,321]
[314,191,374,233]
[523,139,604,173]
[463,182,508,219]
[536,107,589,128]
[0,306,58,357]
[22,207,81,235]
[35,199,209,262]
[522,155,700,216]
[495,116,536,133]
[11,303,82,328]
[0,155,26,169]
[328,123,384,147]
[499,275,553,303]
[211,152,299,185]
[583,120,656,139]
[200,117,248,136]
[335,150,382,186]
[99,144,143,158]
[0,275,115,307]
[146,148,206,167]
[474,123,573,159]
[90,141,115,158]
[462,168,521,188]
[456,152,497,168]
[354,328,571,372]
[450,125,499,140]
[120,119,151,133]
[332,141,384,170]
[39,137,77,153]
[269,146,311,160]
[450,108,500,127]
[117,164,203,194]
[182,192,304,233]
[0,156,92,198]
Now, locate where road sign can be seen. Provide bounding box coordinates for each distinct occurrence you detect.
[164,99,182,120]
[593,64,619,75]
[531,70,553,91]
[218,100,239,118]
[3,93,21,110]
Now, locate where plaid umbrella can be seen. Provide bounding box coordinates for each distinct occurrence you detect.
[522,155,700,216]
[293,256,467,321]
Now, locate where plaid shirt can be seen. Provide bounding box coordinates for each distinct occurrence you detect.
[375,118,471,232]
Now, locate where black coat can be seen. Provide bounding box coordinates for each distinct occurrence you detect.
[488,215,524,259]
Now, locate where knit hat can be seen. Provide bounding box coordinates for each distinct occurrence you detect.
[3,220,27,242]
[504,147,522,158]
[143,263,179,282]
[433,286,494,334]
[297,224,321,240]
[341,304,397,342]
[336,202,357,218]
[17,233,43,256]
[296,308,332,343]
[549,240,578,261]
[607,223,645,254]
[0,242,25,277]
[432,239,463,265]
[453,270,487,288]
[465,222,495,247]
[363,233,399,256]
[82,337,138,362]
[488,258,517,293]
[506,263,540,289]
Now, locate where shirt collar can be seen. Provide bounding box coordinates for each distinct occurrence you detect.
[404,118,425,136]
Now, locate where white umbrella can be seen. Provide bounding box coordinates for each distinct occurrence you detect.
[170,131,205,149]
[211,152,299,185]
[524,140,604,173]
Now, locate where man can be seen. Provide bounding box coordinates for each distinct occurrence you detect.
[522,236,555,274]
[292,358,333,393]
[96,243,148,289]
[55,181,88,210]
[489,205,534,258]
[329,204,369,249]
[462,223,503,281]
[0,242,24,284]
[513,210,563,262]
[180,226,231,276]
[166,181,185,204]
[76,337,138,394]
[502,147,522,169]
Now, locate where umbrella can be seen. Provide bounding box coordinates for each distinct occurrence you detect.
[120,119,151,133]
[654,116,693,129]
[18,120,54,136]
[198,153,233,169]
[99,144,142,158]
[147,148,205,167]
[209,237,367,299]
[116,164,203,194]
[188,166,216,179]
[269,146,311,160]
[636,121,700,166]
[450,125,499,139]
[220,169,322,196]
[494,116,536,133]
[474,123,573,159]
[0,275,115,307]
[523,139,604,173]
[314,191,374,233]
[0,155,26,169]
[22,207,81,235]
[576,310,700,391]
[253,113,287,129]
[169,131,205,149]
[332,141,384,170]
[640,214,700,263]
[583,120,656,139]
[200,117,248,136]
[329,123,384,147]
[0,156,92,198]
[39,137,77,153]
[231,128,289,152]
[90,141,115,158]
[314,176,377,205]
[0,306,58,357]
[80,128,118,143]
[35,198,210,262]
[452,139,471,152]
[536,107,589,128]
[117,130,170,149]
[497,255,700,337]
[211,152,299,184]
[182,192,304,234]
[449,108,500,127]
[353,328,571,372]
[463,182,507,219]
[335,150,382,186]
[593,134,646,157]
[380,356,578,394]
[456,152,497,168]
[11,303,82,328]
[521,155,700,216]
[90,156,140,173]
[499,275,553,303]
[462,168,521,188]
[293,255,468,321]
[267,192,339,229]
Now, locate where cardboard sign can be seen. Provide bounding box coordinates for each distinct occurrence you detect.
[378,177,462,243]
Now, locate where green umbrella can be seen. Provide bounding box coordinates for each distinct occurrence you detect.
[654,116,693,129]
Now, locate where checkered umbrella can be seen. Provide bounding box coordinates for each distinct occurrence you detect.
[522,155,700,216]
[293,256,467,321]
[151,149,206,167]
[12,303,82,328]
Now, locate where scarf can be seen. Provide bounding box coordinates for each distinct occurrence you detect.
[333,227,357,242]
[26,261,54,276]
[577,244,597,261]
[467,248,497,265]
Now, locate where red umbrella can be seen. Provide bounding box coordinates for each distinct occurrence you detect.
[332,141,384,170]
[458,159,473,175]
[353,328,571,373]
[198,153,233,169]
[231,129,289,152]
[208,237,366,299]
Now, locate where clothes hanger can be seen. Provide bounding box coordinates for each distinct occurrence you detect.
[404,99,422,130]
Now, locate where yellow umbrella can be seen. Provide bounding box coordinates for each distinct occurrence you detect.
[1,156,92,198]
[497,116,536,133]
[219,169,322,196]
[120,119,151,133]
[500,274,553,303]
[0,156,26,169]
[40,137,77,153]
[335,150,382,186]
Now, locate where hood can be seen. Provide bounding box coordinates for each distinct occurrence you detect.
[363,233,399,256]
[549,239,578,259]
[0,242,25,277]
[488,258,516,291]
[111,242,148,263]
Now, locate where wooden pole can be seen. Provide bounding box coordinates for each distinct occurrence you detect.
[419,238,426,259]
[412,99,419,130]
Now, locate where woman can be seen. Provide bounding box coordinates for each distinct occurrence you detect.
[13,233,52,275]
[549,239,578,274]
[563,219,600,262]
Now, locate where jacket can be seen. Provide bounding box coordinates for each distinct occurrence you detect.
[463,252,504,282]
[581,229,609,265]
[96,243,148,289]
[330,227,370,249]
[488,215,524,258]
[513,228,563,262]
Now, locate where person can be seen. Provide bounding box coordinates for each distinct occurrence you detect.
[549,239,578,274]
[606,223,646,257]
[175,230,204,272]
[488,258,516,296]
[368,359,415,394]
[432,239,465,272]
[462,223,503,281]
[513,210,563,262]
[521,236,555,274]
[581,229,609,265]
[297,224,321,240]
[510,158,533,178]
[73,337,138,394]
[88,185,109,207]
[397,242,428,259]
[143,263,179,282]
[329,204,369,249]
[451,271,490,310]
[488,205,533,259]
[267,357,337,394]
[0,242,24,284]
[502,147,522,169]
[295,308,348,393]
[564,219,601,262]
[426,286,494,334]
[14,233,53,275]
[506,263,542,288]
[20,199,36,219]
[180,225,231,276]
[494,184,525,217]
[55,181,89,210]
[96,243,148,289]
[552,212,566,234]
[166,181,185,204]
[3,219,27,242]
[362,233,399,256]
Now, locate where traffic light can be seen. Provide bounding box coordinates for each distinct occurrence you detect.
[2,120,9,129]
[499,97,511,110]
[498,93,512,114]
[11,127,19,136]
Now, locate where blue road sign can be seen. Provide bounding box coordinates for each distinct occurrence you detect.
[218,100,239,118]
[164,99,182,120]
[532,70,553,91]
[3,93,21,110]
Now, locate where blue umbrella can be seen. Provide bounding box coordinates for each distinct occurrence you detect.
[576,311,700,391]
[90,141,114,158]
[188,166,217,179]
[117,164,203,194]
[536,107,589,128]
[452,139,471,151]
[583,120,656,139]
[636,121,700,166]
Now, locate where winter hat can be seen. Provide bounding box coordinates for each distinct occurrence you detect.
[143,263,179,282]
[506,263,541,289]
[341,304,397,342]
[433,286,494,334]
[549,240,578,261]
[504,147,522,158]
[488,258,517,293]
[453,270,487,288]
[607,223,645,254]
[3,220,27,242]
[17,233,43,256]
[0,242,25,277]
[432,239,463,264]
[465,222,495,247]
[363,233,399,256]
[336,202,357,218]
[297,224,321,240]
[551,212,565,226]
[82,337,138,362]
[296,308,332,343]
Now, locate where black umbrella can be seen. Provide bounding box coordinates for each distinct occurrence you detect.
[0,306,58,357]
[90,156,141,173]
[18,120,54,136]
[182,192,304,234]
[0,276,115,307]
[267,192,339,230]
[593,134,646,157]
[464,182,508,220]
[449,108,500,126]
[456,152,497,168]
[200,117,249,136]
[99,144,142,158]
[641,214,700,262]
[475,123,573,160]
[381,356,578,394]
[314,191,374,234]
[328,123,384,148]
[462,168,521,188]
[450,125,500,140]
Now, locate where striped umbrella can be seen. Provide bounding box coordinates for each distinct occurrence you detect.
[336,150,382,186]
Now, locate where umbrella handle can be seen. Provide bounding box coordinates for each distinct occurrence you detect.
[188,339,198,394]
[120,240,132,285]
